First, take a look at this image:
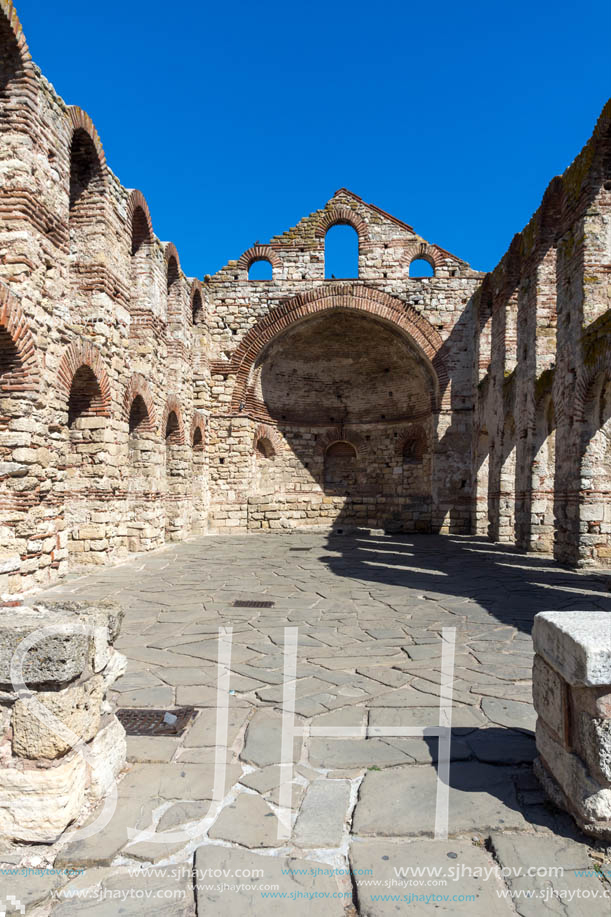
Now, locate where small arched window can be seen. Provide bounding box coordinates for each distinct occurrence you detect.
[128,395,149,435]
[69,129,104,257]
[409,258,434,278]
[167,256,179,295]
[324,440,357,490]
[0,326,21,390]
[325,224,359,279]
[131,207,150,257]
[193,426,203,450]
[249,259,273,281]
[68,366,104,428]
[165,410,180,445]
[192,289,204,325]
[403,428,427,465]
[256,437,275,459]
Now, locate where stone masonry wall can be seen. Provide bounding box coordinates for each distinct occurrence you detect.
[474,102,611,565]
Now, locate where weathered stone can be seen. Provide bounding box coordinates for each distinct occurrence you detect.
[55,797,158,868]
[293,779,350,847]
[53,866,195,915]
[208,793,280,847]
[0,750,88,842]
[489,833,608,917]
[194,845,346,915]
[481,697,536,733]
[309,737,411,768]
[536,720,611,828]
[241,710,302,768]
[533,612,611,686]
[87,715,127,797]
[0,608,89,688]
[531,653,568,742]
[350,838,516,916]
[353,763,529,835]
[12,675,104,759]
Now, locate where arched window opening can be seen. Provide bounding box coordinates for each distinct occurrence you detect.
[249,259,273,281]
[254,436,277,494]
[324,224,359,279]
[193,426,203,450]
[402,428,427,464]
[167,256,181,320]
[409,258,434,279]
[0,13,23,97]
[69,129,103,225]
[165,410,180,445]
[131,207,150,257]
[324,440,357,491]
[0,327,21,391]
[167,256,179,295]
[128,395,149,435]
[68,366,103,428]
[192,290,204,325]
[256,437,275,459]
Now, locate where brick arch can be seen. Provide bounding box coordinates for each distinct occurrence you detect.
[238,245,281,272]
[0,284,39,389]
[123,374,156,432]
[575,354,611,423]
[537,177,565,249]
[66,107,107,179]
[316,206,369,241]
[191,411,206,448]
[161,396,185,445]
[402,242,448,272]
[164,242,181,272]
[253,423,283,456]
[57,341,111,416]
[0,1,33,70]
[316,428,370,459]
[190,279,204,323]
[398,425,428,460]
[126,190,153,249]
[227,285,448,413]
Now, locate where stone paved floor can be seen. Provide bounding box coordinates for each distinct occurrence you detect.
[5,533,611,915]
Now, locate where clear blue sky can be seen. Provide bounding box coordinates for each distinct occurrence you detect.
[17,0,610,278]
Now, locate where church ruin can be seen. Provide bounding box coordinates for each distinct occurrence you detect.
[1,0,610,596]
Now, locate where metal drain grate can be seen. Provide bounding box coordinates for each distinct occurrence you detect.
[116,706,196,737]
[289,547,312,552]
[233,599,275,608]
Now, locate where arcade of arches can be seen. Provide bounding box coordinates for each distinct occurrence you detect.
[0,0,610,596]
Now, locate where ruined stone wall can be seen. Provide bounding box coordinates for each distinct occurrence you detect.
[0,1,210,593]
[206,191,482,535]
[474,101,611,565]
[1,0,609,596]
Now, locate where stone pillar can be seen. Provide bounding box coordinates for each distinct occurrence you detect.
[532,611,611,839]
[0,599,127,843]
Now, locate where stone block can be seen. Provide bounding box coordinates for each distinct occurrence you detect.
[572,710,611,784]
[0,607,89,688]
[532,653,569,744]
[0,749,88,842]
[12,674,104,759]
[87,715,127,797]
[533,612,611,686]
[536,719,611,827]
